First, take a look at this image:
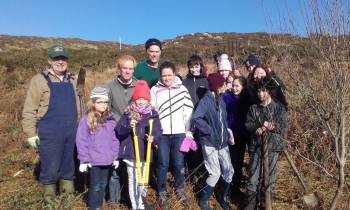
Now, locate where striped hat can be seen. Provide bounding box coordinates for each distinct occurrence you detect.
[90,86,109,100]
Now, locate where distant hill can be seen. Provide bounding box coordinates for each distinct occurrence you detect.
[0,32,304,89]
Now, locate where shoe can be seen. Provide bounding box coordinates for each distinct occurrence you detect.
[176,188,189,207]
[198,184,214,210]
[158,192,168,210]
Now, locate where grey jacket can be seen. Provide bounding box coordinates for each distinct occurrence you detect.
[106,76,138,121]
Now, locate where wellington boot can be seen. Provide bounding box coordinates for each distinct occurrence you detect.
[199,184,214,210]
[43,184,56,205]
[59,179,75,194]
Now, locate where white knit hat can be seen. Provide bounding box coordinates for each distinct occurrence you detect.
[218,54,232,71]
[90,86,109,100]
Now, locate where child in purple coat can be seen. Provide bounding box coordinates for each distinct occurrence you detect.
[76,86,120,210]
[115,80,162,210]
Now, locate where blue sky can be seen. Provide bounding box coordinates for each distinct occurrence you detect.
[0,0,303,44]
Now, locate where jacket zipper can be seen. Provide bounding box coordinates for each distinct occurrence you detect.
[219,107,224,147]
[169,89,173,135]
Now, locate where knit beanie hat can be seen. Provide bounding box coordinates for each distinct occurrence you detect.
[207,73,226,92]
[90,86,109,100]
[145,38,162,50]
[245,54,260,66]
[218,54,232,71]
[132,80,151,102]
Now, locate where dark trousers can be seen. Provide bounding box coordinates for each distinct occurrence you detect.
[38,120,77,184]
[88,166,110,209]
[157,133,186,193]
[245,146,279,210]
[229,136,248,191]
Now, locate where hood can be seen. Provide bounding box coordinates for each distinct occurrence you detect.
[156,76,182,88]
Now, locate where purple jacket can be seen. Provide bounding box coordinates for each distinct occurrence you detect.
[76,113,119,166]
[115,109,162,161]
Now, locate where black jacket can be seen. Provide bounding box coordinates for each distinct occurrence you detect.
[182,68,209,108]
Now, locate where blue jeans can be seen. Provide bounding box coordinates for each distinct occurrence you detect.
[88,166,110,210]
[108,169,121,203]
[157,134,186,193]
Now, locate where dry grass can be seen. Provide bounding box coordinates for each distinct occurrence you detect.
[0,59,349,209]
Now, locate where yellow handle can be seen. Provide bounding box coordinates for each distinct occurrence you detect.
[132,127,143,186]
[144,118,153,185]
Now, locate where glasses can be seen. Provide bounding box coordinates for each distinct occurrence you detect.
[95,101,108,105]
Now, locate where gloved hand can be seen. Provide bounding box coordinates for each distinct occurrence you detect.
[79,163,92,173]
[227,128,235,145]
[185,131,194,139]
[27,136,40,149]
[112,160,119,169]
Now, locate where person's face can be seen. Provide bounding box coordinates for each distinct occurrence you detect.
[147,45,161,64]
[219,70,230,79]
[94,98,108,113]
[253,67,267,81]
[232,79,243,95]
[161,68,175,87]
[48,56,68,75]
[135,98,149,107]
[119,60,135,81]
[189,63,201,76]
[257,88,271,102]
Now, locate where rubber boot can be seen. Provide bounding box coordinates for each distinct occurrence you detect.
[43,184,56,205]
[59,179,75,194]
[243,190,257,210]
[217,180,231,210]
[199,184,214,210]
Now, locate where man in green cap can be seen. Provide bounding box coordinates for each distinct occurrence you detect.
[22,44,80,204]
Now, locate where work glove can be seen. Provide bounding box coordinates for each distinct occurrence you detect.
[27,136,40,149]
[227,128,235,145]
[112,160,119,169]
[79,163,92,173]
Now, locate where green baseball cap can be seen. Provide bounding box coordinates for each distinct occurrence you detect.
[48,45,69,59]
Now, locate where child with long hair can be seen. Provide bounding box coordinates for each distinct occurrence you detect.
[115,80,162,210]
[223,76,251,196]
[76,86,120,210]
[191,73,235,210]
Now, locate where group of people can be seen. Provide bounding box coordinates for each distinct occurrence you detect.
[22,38,288,210]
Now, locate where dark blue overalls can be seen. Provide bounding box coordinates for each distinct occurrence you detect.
[38,73,78,184]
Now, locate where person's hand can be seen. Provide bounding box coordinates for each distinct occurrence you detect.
[112,160,119,169]
[146,134,154,144]
[130,119,137,128]
[256,127,266,136]
[79,163,92,173]
[263,121,275,131]
[27,136,40,149]
[227,128,235,145]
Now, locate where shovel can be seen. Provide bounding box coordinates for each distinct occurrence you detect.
[283,149,321,209]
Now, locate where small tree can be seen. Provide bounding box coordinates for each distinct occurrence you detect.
[267,0,350,209]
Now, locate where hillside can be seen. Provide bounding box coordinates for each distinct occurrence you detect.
[0,32,349,210]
